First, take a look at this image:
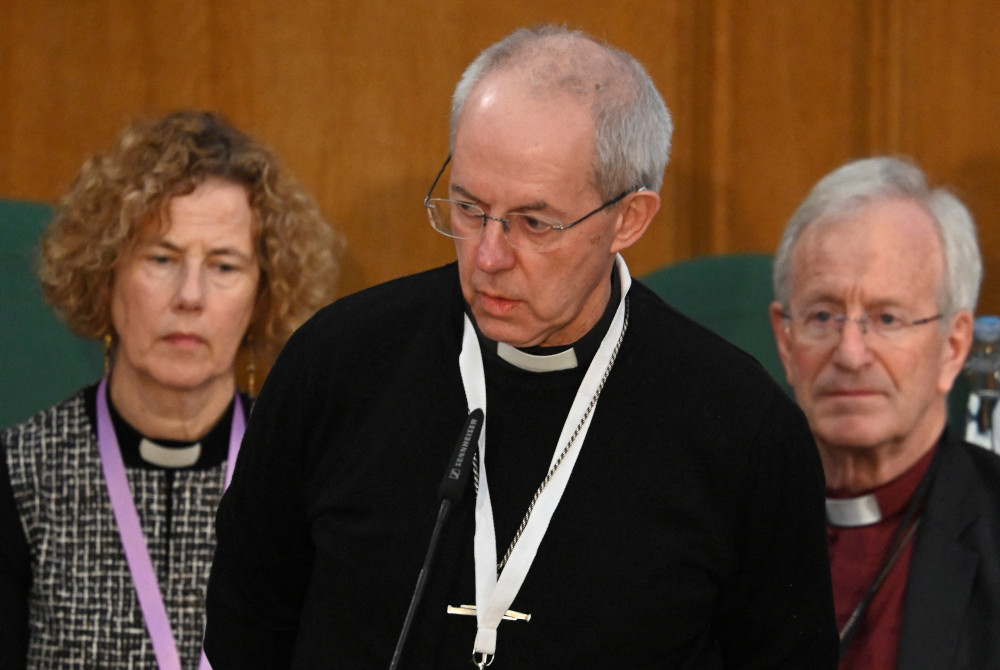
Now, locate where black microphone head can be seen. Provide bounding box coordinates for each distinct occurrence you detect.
[437,409,483,504]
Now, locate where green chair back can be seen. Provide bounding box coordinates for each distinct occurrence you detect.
[641,253,787,388]
[0,199,103,428]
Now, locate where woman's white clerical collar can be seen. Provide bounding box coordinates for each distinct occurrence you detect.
[138,438,203,468]
[495,343,578,372]
[825,494,882,527]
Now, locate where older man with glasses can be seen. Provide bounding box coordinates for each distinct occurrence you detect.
[205,25,838,669]
[769,156,1000,670]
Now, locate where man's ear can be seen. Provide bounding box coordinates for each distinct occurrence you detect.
[938,308,974,395]
[611,190,660,254]
[769,301,796,387]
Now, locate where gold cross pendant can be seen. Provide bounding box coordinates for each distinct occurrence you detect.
[446,604,532,622]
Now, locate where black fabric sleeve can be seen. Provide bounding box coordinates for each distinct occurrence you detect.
[715,387,839,669]
[0,438,31,670]
[205,266,461,669]
[204,321,318,669]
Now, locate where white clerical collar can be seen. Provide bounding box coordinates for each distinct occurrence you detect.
[826,494,883,527]
[138,438,203,468]
[496,342,578,372]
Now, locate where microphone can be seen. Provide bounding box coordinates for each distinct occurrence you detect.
[437,408,482,505]
[389,409,484,670]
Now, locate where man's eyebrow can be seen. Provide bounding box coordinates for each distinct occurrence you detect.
[449,183,480,203]
[798,292,908,310]
[797,292,842,305]
[450,183,550,213]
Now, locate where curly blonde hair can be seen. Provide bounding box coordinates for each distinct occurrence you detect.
[40,110,340,372]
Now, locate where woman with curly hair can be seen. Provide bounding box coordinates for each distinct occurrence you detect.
[0,110,339,669]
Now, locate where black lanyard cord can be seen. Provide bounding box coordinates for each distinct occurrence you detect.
[837,450,940,659]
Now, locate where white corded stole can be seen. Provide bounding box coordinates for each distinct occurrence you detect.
[457,254,632,664]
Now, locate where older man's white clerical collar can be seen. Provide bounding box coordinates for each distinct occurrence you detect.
[825,442,941,528]
[825,494,882,527]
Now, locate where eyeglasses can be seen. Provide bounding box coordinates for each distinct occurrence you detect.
[423,154,642,253]
[781,307,943,343]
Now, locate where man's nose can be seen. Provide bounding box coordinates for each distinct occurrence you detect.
[474,217,516,272]
[831,318,873,369]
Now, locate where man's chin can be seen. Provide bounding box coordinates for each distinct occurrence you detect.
[472,313,539,348]
[813,416,889,452]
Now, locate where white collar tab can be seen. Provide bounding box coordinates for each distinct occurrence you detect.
[138,438,202,469]
[496,342,579,372]
[826,494,882,527]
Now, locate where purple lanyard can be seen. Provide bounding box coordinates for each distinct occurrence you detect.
[96,377,244,670]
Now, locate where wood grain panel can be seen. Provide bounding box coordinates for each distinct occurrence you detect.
[698,1,877,253]
[892,0,1000,315]
[0,1,699,299]
[2,0,999,316]
[0,1,216,195]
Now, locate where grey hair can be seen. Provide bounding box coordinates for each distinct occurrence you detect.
[773,156,982,317]
[449,25,673,200]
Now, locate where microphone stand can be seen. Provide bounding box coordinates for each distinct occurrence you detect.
[388,409,483,670]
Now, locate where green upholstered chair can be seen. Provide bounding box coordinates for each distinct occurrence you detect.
[0,199,103,429]
[641,253,787,389]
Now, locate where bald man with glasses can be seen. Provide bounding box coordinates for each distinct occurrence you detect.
[205,25,838,669]
[770,156,1000,669]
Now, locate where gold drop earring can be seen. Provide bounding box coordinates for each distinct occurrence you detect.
[246,334,257,397]
[103,333,113,376]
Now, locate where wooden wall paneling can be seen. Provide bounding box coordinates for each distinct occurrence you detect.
[0,1,217,199]
[653,2,702,273]
[0,4,15,191]
[0,1,700,294]
[7,0,999,312]
[699,1,881,257]
[318,2,478,295]
[197,0,701,295]
[594,2,700,277]
[863,0,903,153]
[892,0,1000,315]
[690,0,734,257]
[206,0,462,298]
